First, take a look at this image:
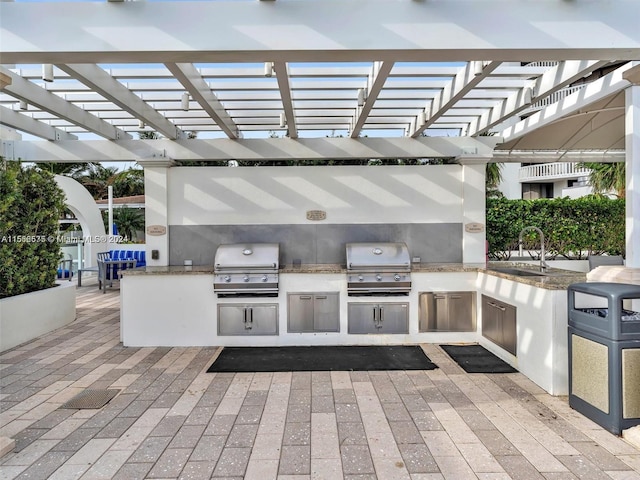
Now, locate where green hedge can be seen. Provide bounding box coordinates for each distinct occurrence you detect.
[486,196,625,260]
[0,161,66,298]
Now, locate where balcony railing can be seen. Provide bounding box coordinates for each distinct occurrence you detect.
[519,162,591,183]
[521,84,588,115]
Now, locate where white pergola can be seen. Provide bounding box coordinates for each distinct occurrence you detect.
[1,0,640,264]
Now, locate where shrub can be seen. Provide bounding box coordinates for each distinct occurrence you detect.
[0,161,66,298]
[486,196,625,260]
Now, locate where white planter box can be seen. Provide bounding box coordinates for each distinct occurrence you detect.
[0,282,76,352]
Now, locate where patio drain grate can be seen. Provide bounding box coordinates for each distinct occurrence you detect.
[61,389,120,409]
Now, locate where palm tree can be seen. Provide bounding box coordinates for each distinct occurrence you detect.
[75,164,120,200]
[113,168,144,197]
[112,208,145,242]
[486,162,504,197]
[579,162,625,198]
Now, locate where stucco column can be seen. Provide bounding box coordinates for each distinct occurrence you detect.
[139,158,175,267]
[624,82,640,268]
[460,161,488,265]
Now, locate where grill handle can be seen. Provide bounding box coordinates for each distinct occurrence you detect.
[215,263,277,269]
[348,263,409,269]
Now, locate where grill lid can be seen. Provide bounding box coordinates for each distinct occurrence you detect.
[346,242,410,271]
[214,243,280,271]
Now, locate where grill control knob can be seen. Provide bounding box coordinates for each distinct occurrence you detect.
[243,275,250,282]
[394,274,401,281]
[261,275,268,282]
[376,274,383,281]
[358,275,364,282]
[223,275,231,283]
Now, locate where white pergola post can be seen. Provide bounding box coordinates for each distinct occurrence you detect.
[139,158,174,267]
[625,82,640,268]
[460,162,488,265]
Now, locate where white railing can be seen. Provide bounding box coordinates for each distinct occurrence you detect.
[530,84,587,109]
[519,162,591,183]
[523,61,559,68]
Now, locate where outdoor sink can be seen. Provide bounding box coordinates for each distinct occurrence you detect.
[489,267,548,277]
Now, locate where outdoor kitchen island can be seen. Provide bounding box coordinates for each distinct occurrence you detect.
[120,262,584,395]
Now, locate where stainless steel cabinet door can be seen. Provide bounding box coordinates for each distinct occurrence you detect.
[218,304,278,335]
[377,303,409,334]
[348,303,408,334]
[419,292,475,332]
[288,294,315,332]
[313,294,340,332]
[481,295,517,355]
[448,292,475,332]
[348,303,378,334]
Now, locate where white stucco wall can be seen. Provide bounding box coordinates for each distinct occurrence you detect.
[167,165,464,226]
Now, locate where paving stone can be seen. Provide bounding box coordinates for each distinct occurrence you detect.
[212,447,251,477]
[382,402,412,422]
[289,389,312,405]
[95,416,137,438]
[242,391,268,406]
[128,435,172,463]
[337,422,368,446]
[335,403,362,423]
[147,447,192,478]
[150,415,186,437]
[283,422,311,445]
[50,427,100,452]
[457,408,497,431]
[410,411,443,431]
[398,443,440,473]
[474,430,519,456]
[14,450,74,480]
[495,455,547,480]
[12,428,48,452]
[279,445,311,475]
[389,420,424,444]
[226,424,259,448]
[204,414,236,436]
[178,460,217,480]
[112,462,153,480]
[311,395,335,413]
[569,442,633,471]
[189,435,226,462]
[286,404,311,423]
[333,389,357,404]
[169,424,206,449]
[236,404,264,424]
[556,455,615,480]
[340,445,375,475]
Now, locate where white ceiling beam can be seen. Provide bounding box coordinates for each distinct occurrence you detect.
[0,67,130,140]
[3,1,640,64]
[3,136,501,163]
[501,62,638,144]
[410,61,501,137]
[164,63,241,139]
[468,60,611,136]
[0,106,77,141]
[272,61,297,139]
[350,62,394,138]
[57,64,183,140]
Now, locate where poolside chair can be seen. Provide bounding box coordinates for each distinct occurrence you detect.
[57,253,73,281]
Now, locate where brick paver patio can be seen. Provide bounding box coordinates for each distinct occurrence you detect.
[1,283,639,479]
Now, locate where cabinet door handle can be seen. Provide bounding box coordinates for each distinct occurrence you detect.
[379,306,384,324]
[372,306,378,325]
[300,295,312,300]
[450,295,461,299]
[244,307,253,329]
[488,301,506,311]
[315,295,327,300]
[434,295,446,299]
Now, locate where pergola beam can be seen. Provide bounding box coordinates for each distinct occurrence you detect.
[0,106,77,141]
[2,136,501,163]
[2,1,640,64]
[469,60,611,136]
[164,63,241,139]
[57,64,183,140]
[272,61,298,139]
[410,61,500,137]
[0,67,130,140]
[350,62,394,138]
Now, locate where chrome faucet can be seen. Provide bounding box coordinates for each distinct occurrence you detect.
[518,226,548,272]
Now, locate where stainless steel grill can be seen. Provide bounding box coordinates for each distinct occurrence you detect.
[214,243,280,297]
[346,242,412,296]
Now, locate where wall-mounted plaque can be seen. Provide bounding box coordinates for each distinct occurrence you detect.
[306,210,327,221]
[146,225,167,236]
[464,222,485,233]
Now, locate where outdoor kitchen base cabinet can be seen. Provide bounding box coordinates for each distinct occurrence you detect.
[419,292,476,332]
[481,295,517,355]
[218,304,278,335]
[288,293,339,333]
[348,303,409,334]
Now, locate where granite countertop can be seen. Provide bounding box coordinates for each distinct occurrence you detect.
[123,262,587,290]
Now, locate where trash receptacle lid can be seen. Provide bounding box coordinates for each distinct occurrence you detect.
[569,282,640,298]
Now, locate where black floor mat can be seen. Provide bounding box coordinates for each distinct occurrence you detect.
[207,345,438,372]
[440,344,517,373]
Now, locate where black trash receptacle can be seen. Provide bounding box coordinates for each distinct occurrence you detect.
[568,282,640,435]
